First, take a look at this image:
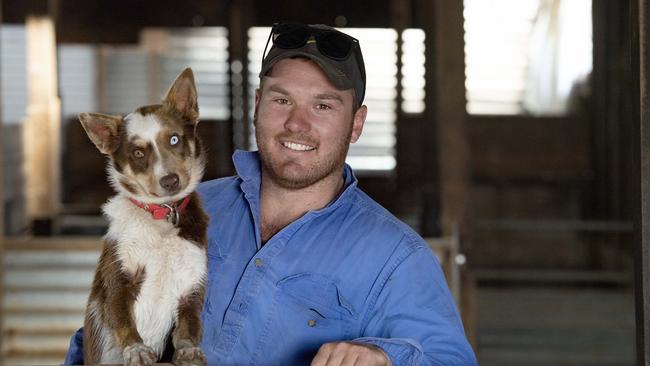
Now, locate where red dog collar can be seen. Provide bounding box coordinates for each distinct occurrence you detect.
[129,195,191,226]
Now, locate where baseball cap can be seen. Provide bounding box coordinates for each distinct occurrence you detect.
[259,23,366,105]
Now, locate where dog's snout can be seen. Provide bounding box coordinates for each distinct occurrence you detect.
[160,173,180,192]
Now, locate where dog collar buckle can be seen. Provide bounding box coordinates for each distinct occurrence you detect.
[129,195,191,226]
[163,203,180,226]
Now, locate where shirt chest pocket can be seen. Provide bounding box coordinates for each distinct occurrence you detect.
[276,273,359,340]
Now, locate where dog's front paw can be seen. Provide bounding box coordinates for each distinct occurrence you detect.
[172,346,207,366]
[123,342,157,366]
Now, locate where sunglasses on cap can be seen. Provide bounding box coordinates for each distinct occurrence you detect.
[261,23,366,77]
[262,22,360,60]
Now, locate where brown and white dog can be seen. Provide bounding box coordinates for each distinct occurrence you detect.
[79,68,208,366]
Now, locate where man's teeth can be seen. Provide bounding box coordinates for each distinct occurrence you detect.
[283,142,315,151]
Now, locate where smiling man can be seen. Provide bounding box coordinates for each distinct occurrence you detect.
[254,55,368,244]
[254,67,361,188]
[65,23,477,366]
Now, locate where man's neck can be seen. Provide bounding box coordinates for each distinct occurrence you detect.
[259,170,344,243]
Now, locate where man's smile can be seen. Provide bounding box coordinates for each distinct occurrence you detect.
[281,141,317,151]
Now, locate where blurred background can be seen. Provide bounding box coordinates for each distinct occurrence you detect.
[0,0,645,364]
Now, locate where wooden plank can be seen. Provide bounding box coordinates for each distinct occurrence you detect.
[474,269,633,285]
[4,236,102,251]
[419,1,472,344]
[468,115,590,179]
[424,0,469,236]
[4,308,84,316]
[1,3,6,365]
[228,0,254,150]
[637,0,650,364]
[478,287,636,365]
[475,219,634,233]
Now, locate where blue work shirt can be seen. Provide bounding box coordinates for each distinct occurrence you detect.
[65,150,477,365]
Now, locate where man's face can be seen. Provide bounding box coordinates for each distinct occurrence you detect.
[254,58,366,189]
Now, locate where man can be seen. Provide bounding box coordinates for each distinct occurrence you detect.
[65,23,477,365]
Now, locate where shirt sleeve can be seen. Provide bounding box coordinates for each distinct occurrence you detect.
[63,327,84,365]
[352,242,477,366]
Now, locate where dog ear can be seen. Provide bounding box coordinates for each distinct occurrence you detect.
[163,68,199,124]
[78,113,122,155]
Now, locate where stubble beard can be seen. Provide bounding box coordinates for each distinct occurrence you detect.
[255,115,353,190]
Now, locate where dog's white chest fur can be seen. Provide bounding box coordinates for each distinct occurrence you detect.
[103,196,207,356]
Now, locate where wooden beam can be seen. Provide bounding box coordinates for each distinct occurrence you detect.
[637,0,649,363]
[390,0,409,118]
[4,236,102,251]
[426,0,469,236]
[0,0,5,363]
[22,16,61,233]
[420,0,474,347]
[228,0,254,150]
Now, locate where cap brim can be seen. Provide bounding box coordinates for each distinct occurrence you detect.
[259,47,353,91]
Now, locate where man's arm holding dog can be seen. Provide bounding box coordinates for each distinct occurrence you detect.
[313,241,477,366]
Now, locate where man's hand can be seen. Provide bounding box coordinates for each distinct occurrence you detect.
[311,341,392,366]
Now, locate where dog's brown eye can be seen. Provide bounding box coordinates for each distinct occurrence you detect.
[133,149,145,159]
[170,135,180,146]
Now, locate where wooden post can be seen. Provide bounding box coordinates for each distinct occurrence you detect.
[423,0,470,237]
[636,0,649,363]
[421,0,474,347]
[22,16,61,234]
[228,0,253,150]
[140,27,170,103]
[391,0,408,123]
[0,1,5,363]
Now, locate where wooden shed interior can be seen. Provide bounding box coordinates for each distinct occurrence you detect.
[0,0,648,365]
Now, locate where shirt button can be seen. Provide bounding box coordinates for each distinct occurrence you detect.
[254,258,263,267]
[307,319,317,327]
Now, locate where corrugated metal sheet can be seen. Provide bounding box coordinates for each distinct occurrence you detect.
[59,45,98,118]
[101,47,152,115]
[2,239,101,365]
[58,28,230,120]
[0,25,28,125]
[160,27,230,120]
[345,28,397,171]
[401,29,426,114]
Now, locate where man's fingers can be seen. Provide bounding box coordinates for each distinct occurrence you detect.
[312,342,390,366]
[340,352,359,366]
[311,342,334,366]
[324,346,347,366]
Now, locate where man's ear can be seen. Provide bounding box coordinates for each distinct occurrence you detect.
[350,105,367,143]
[78,112,122,155]
[163,67,199,123]
[253,88,262,127]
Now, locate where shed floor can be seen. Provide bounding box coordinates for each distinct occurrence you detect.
[476,285,636,365]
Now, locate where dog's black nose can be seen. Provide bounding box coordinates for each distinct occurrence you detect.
[160,174,180,192]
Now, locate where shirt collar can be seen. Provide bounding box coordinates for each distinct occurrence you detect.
[233,149,262,184]
[232,149,358,207]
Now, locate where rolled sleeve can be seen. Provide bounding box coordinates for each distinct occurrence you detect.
[358,242,477,366]
[352,337,422,365]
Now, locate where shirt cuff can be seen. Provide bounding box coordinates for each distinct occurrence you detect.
[351,337,422,366]
[63,327,84,365]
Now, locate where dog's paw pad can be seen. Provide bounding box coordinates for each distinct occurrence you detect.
[123,343,157,366]
[173,346,207,366]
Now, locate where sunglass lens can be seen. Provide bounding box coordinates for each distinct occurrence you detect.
[317,32,353,59]
[273,25,311,49]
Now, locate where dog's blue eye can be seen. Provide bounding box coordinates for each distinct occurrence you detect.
[133,149,145,159]
[170,135,179,146]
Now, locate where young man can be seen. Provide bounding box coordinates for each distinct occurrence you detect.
[65,23,477,365]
